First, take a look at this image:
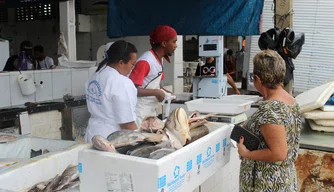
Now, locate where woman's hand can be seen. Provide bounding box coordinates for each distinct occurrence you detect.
[236,136,250,158]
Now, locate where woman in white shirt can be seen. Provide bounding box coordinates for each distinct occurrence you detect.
[85,40,138,143]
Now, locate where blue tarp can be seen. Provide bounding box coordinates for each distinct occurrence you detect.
[107,0,264,38]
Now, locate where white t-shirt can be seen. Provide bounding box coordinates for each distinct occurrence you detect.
[85,66,137,142]
[38,56,54,69]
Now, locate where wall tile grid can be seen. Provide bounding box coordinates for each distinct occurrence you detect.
[1,68,92,108]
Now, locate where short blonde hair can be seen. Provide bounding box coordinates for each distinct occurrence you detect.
[253,50,286,89]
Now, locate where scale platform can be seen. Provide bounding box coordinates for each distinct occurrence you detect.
[201,112,248,124]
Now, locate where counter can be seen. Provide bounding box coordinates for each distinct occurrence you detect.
[0,96,87,121]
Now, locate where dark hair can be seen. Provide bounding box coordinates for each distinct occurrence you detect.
[227,49,233,56]
[151,42,162,49]
[33,45,44,53]
[96,40,137,72]
[20,41,33,51]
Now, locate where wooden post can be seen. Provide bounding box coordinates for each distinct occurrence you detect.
[274,0,293,29]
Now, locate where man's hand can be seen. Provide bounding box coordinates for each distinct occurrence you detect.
[154,89,165,102]
[235,89,241,95]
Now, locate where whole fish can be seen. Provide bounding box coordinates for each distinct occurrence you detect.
[164,108,191,147]
[56,180,80,192]
[107,130,163,148]
[54,165,79,191]
[0,134,17,143]
[187,125,209,144]
[141,116,164,133]
[92,135,116,153]
[127,144,161,158]
[42,174,61,192]
[149,148,175,160]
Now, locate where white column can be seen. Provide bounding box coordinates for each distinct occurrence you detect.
[59,0,77,61]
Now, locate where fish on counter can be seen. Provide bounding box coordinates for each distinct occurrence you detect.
[187,125,210,144]
[106,130,164,152]
[92,135,116,153]
[27,165,79,192]
[149,148,176,160]
[140,116,164,133]
[164,108,191,148]
[89,107,212,160]
[127,141,174,158]
[0,134,18,143]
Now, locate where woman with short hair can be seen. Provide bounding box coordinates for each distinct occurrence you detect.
[237,49,302,191]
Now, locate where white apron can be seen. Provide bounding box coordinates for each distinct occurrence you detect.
[135,72,162,128]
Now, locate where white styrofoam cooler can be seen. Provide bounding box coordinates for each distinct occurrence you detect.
[79,123,233,192]
[0,143,90,192]
[185,98,253,115]
[0,136,77,160]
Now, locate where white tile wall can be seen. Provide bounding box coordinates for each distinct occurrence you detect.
[10,71,35,106]
[71,68,89,96]
[52,69,72,99]
[0,73,11,108]
[34,70,53,102]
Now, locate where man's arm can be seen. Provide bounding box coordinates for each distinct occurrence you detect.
[136,85,165,102]
[160,85,173,94]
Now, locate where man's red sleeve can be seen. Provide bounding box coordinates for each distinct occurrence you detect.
[129,60,150,86]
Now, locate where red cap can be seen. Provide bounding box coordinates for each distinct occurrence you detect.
[150,25,177,63]
[150,25,177,45]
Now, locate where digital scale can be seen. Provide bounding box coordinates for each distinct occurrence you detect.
[192,36,228,99]
[203,112,248,124]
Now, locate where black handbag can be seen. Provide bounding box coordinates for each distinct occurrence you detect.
[230,125,260,151]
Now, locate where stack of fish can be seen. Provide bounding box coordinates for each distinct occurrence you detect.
[92,107,211,159]
[27,165,79,192]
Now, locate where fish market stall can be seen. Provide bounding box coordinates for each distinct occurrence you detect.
[79,122,233,192]
[0,133,90,192]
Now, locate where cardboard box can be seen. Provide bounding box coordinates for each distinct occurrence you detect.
[79,123,233,192]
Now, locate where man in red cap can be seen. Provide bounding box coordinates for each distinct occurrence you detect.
[129,25,178,127]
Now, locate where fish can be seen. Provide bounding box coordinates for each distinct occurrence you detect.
[42,174,62,192]
[27,178,54,192]
[149,148,175,160]
[187,125,210,144]
[107,130,163,149]
[140,116,164,133]
[92,135,116,153]
[164,108,191,147]
[0,134,17,143]
[54,165,79,191]
[56,180,80,192]
[127,144,161,158]
[27,166,79,192]
[189,119,208,130]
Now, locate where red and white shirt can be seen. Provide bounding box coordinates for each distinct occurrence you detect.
[129,50,165,88]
